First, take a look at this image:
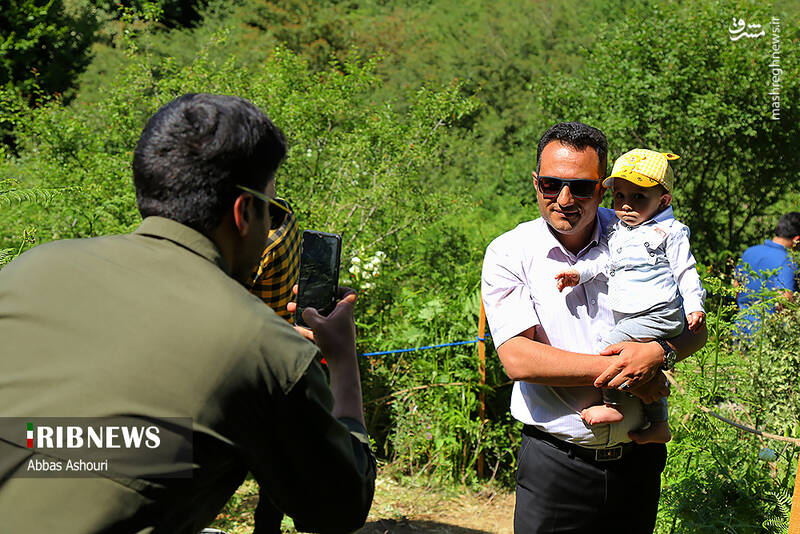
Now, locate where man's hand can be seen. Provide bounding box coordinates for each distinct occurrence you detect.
[289,285,364,425]
[686,311,705,332]
[288,285,358,361]
[594,340,664,390]
[554,269,581,292]
[287,285,315,342]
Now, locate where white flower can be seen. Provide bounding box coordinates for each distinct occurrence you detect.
[349,265,361,275]
[351,257,361,265]
[306,148,313,157]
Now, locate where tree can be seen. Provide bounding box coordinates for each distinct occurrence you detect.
[533,0,800,264]
[92,0,207,28]
[1,36,478,259]
[0,0,97,100]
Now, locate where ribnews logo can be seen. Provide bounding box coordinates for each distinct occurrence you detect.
[2,417,193,478]
[25,421,161,449]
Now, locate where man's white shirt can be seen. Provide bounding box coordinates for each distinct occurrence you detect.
[481,207,645,447]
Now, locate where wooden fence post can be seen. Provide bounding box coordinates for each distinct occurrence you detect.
[789,455,800,534]
[477,300,487,478]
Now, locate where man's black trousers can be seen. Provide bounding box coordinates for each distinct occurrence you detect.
[514,426,667,533]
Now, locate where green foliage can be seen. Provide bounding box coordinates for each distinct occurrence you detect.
[535,0,800,265]
[762,489,791,533]
[0,178,66,206]
[0,178,64,263]
[347,210,518,486]
[0,0,98,151]
[75,0,362,105]
[3,21,480,245]
[229,0,360,70]
[739,299,800,429]
[96,0,207,28]
[0,0,97,100]
[0,85,29,152]
[656,271,799,533]
[357,0,627,148]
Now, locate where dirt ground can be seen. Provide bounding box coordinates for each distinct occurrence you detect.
[211,471,516,534]
[357,475,515,534]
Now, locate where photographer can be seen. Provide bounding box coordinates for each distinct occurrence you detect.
[0,93,375,533]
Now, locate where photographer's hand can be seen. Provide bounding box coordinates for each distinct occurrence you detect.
[297,286,358,361]
[287,285,314,342]
[287,285,356,344]
[288,286,364,426]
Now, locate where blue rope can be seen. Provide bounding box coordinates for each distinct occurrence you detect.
[360,335,489,357]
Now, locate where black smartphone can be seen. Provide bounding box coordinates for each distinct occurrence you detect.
[294,230,342,327]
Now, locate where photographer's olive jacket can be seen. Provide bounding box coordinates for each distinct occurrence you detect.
[0,217,375,533]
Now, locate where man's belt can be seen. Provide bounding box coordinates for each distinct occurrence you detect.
[523,424,637,462]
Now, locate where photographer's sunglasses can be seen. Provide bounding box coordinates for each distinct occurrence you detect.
[537,176,599,199]
[236,185,292,230]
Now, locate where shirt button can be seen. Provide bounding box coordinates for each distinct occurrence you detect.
[644,241,650,247]
[591,299,596,305]
[617,247,622,253]
[649,252,655,256]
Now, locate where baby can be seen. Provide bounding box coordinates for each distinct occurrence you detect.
[556,149,705,444]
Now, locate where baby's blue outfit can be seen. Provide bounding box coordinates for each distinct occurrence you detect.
[574,206,706,422]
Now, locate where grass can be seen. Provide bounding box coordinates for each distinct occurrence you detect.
[210,466,515,534]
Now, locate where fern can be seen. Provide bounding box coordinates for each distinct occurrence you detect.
[762,489,791,533]
[0,179,66,207]
[0,227,37,269]
[0,248,13,268]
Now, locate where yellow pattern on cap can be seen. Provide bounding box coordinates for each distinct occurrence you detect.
[602,149,680,193]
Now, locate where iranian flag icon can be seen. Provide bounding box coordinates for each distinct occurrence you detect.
[26,422,33,448]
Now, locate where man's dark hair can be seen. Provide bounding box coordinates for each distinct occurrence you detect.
[536,122,608,178]
[775,212,800,238]
[133,93,287,235]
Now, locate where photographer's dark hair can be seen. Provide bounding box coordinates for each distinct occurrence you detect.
[536,122,608,178]
[133,93,287,235]
[775,212,800,238]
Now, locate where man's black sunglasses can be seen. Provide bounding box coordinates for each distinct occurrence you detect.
[237,185,292,230]
[537,176,599,199]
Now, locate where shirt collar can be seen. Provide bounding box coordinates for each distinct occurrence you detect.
[541,211,604,259]
[763,239,788,250]
[652,205,675,223]
[133,216,229,274]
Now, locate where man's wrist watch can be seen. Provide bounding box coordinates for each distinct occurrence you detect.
[656,339,677,371]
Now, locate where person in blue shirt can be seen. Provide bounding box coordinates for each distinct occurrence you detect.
[735,212,800,337]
